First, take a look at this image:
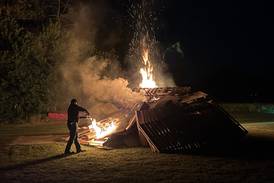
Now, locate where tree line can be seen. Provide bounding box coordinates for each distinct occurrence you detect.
[0,1,66,122]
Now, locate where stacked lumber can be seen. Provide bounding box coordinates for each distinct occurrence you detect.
[104,88,248,153]
[67,87,248,153]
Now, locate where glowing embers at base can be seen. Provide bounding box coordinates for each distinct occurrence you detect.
[88,118,117,146]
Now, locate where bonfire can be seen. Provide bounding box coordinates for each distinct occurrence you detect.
[73,38,247,152]
[84,37,159,146]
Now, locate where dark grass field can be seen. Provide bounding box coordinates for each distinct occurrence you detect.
[1,112,274,182]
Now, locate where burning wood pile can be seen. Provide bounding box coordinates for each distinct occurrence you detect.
[75,87,248,153]
[72,16,248,153]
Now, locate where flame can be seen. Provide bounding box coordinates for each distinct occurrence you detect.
[139,47,158,88]
[88,118,117,139]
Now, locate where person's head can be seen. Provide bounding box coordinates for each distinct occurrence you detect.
[70,98,77,105]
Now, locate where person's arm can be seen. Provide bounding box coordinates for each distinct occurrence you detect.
[76,105,90,115]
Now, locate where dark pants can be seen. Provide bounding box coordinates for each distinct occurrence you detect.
[65,122,81,153]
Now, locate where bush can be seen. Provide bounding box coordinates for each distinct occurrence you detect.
[0,16,63,122]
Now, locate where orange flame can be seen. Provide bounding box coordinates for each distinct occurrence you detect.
[139,47,158,88]
[88,118,117,139]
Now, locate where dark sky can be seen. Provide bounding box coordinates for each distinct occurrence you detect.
[159,0,274,101]
[96,0,274,101]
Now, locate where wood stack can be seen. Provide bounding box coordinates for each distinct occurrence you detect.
[74,87,248,153]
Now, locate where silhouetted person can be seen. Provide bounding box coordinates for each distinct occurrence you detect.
[64,99,90,155]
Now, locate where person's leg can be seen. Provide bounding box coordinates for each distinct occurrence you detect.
[74,131,81,152]
[64,123,76,153]
[74,123,81,152]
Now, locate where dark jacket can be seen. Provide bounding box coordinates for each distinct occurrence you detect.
[67,103,89,123]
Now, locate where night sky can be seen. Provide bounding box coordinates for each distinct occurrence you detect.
[161,0,274,101]
[94,0,274,101]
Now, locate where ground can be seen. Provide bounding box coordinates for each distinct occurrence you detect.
[1,112,274,183]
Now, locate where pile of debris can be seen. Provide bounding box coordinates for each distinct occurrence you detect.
[76,87,248,153]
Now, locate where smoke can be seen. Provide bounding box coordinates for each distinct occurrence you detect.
[53,1,176,118]
[58,3,144,119]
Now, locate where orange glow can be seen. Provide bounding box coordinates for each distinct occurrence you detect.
[139,46,158,88]
[88,118,117,139]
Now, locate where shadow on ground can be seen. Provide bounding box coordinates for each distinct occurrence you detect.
[0,153,74,171]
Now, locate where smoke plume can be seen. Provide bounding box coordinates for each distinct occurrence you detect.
[58,3,144,119]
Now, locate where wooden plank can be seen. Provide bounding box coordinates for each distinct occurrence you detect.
[135,107,209,153]
[139,110,169,151]
[180,91,208,104]
[148,111,175,151]
[136,111,159,152]
[137,109,187,152]
[141,113,167,151]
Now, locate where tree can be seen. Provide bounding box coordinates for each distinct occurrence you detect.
[0,15,64,122]
[0,16,31,120]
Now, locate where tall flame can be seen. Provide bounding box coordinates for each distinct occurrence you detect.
[88,118,117,139]
[139,47,158,88]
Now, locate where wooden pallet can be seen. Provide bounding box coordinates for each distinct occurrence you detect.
[68,87,248,153]
[135,91,248,153]
[136,109,203,153]
[134,87,192,102]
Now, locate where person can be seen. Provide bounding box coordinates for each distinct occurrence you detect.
[64,98,90,155]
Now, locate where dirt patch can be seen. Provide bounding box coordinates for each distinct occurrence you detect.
[243,122,274,137]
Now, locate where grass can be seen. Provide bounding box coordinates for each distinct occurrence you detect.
[221,103,274,123]
[0,121,67,146]
[0,121,67,136]
[2,141,274,183]
[1,110,274,182]
[2,143,274,183]
[227,112,274,123]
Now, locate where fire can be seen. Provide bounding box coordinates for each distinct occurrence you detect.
[139,47,158,88]
[88,118,117,139]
